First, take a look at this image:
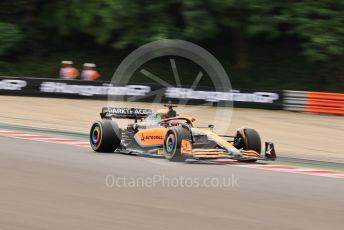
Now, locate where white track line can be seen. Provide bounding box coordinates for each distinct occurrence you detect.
[0,130,89,146]
[0,129,343,179]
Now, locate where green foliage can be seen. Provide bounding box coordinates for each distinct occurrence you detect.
[0,22,22,55]
[286,1,344,61]
[45,0,183,48]
[210,0,344,61]
[14,0,343,62]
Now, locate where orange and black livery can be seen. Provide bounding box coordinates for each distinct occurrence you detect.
[90,105,276,162]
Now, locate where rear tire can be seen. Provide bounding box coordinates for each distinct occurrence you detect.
[163,126,191,162]
[90,120,121,152]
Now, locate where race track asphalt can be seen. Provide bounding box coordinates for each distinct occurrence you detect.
[0,136,343,230]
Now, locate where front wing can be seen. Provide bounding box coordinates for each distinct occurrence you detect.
[116,142,276,162]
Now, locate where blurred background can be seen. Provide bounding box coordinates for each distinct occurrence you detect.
[0,2,344,229]
[0,0,343,91]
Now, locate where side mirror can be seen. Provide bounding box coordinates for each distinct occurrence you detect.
[208,124,214,129]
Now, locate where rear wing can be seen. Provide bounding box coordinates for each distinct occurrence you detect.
[100,107,152,121]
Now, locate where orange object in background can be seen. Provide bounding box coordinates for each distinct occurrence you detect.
[60,67,80,79]
[305,91,344,115]
[59,60,80,79]
[307,92,344,101]
[81,63,100,81]
[81,70,100,81]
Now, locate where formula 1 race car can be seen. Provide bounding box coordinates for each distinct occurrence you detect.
[89,104,276,162]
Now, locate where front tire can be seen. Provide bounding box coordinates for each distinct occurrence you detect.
[234,128,261,154]
[163,126,191,162]
[90,120,121,152]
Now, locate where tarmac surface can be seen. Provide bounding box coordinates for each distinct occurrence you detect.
[1,95,343,229]
[0,135,343,230]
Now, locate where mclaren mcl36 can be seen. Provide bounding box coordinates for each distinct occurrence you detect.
[90,105,276,162]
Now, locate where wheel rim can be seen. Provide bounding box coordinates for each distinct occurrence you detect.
[165,134,175,154]
[91,126,101,146]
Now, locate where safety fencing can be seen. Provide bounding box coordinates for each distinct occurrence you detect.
[0,76,284,110]
[0,76,342,115]
[284,90,344,115]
